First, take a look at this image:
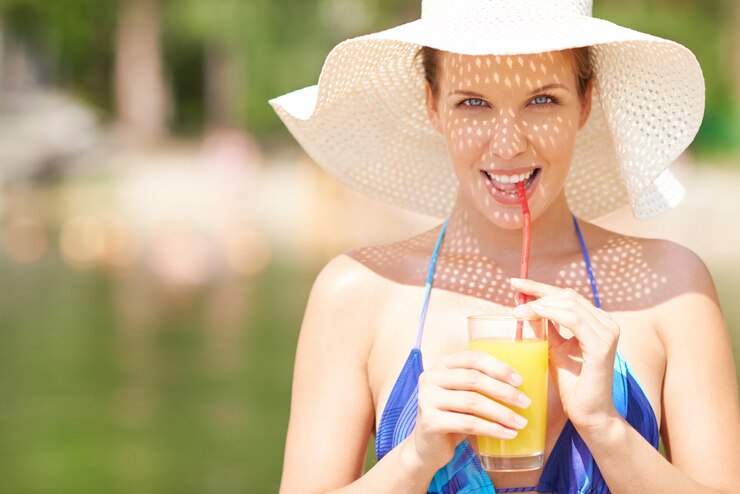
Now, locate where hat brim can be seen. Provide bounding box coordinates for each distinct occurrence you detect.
[270,15,703,219]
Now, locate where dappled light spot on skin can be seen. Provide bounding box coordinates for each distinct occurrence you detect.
[349,220,684,311]
[552,236,670,310]
[429,49,586,227]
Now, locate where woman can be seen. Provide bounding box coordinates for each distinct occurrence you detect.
[270,0,740,492]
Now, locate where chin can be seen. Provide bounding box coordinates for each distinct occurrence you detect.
[468,201,540,230]
[479,206,534,230]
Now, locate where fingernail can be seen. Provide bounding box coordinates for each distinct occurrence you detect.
[514,415,528,429]
[531,302,545,311]
[509,278,524,286]
[512,305,532,317]
[518,394,532,408]
[509,373,524,386]
[502,428,518,439]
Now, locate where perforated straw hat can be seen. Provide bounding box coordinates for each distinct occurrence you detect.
[269,0,705,220]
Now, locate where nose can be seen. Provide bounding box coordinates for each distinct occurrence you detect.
[490,114,527,160]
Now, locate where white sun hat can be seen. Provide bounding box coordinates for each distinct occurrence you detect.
[269,0,705,220]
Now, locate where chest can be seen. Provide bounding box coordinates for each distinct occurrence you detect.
[367,285,665,438]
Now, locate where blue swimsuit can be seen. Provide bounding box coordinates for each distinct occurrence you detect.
[375,217,659,494]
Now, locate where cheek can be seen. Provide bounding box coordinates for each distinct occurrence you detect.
[444,114,491,157]
[522,112,580,155]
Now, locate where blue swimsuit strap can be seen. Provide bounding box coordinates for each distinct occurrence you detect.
[414,218,450,349]
[572,214,601,309]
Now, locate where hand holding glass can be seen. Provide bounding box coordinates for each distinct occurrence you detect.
[467,313,548,471]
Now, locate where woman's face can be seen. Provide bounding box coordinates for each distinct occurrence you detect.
[425,50,592,229]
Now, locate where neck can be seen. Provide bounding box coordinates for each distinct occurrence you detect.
[442,190,580,264]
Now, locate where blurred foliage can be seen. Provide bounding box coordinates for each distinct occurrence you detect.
[0,0,118,110]
[0,251,313,493]
[0,0,738,147]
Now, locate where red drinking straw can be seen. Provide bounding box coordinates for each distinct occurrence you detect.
[515,181,531,341]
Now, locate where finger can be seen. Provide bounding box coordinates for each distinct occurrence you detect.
[437,351,523,387]
[434,368,532,410]
[553,292,607,337]
[552,294,619,342]
[591,307,620,338]
[509,277,564,297]
[516,292,610,342]
[524,302,603,349]
[421,409,519,440]
[511,279,611,332]
[432,389,529,431]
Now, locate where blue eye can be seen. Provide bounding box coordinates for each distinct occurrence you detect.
[462,98,486,107]
[531,94,558,106]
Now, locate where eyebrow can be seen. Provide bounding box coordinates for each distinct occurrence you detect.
[447,83,570,98]
[528,83,569,95]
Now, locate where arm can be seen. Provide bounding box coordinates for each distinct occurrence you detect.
[281,255,530,493]
[279,255,438,494]
[579,252,740,493]
[511,248,740,494]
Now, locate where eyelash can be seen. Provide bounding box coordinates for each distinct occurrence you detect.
[459,93,561,109]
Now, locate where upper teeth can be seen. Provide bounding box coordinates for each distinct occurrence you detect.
[488,170,535,184]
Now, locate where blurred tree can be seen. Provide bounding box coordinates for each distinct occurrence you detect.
[0,0,738,154]
[165,0,249,130]
[732,0,740,110]
[0,0,117,109]
[114,0,168,142]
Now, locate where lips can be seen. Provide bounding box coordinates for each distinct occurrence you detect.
[480,168,541,205]
[485,169,538,190]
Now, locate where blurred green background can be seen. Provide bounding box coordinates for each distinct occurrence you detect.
[0,1,738,493]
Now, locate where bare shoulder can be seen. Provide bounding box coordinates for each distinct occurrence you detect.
[631,235,715,294]
[584,223,721,342]
[633,236,720,326]
[311,252,383,303]
[304,226,441,343]
[314,226,438,298]
[582,223,716,307]
[305,253,389,334]
[343,226,443,285]
[634,237,721,344]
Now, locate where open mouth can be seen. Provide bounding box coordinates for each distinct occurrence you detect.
[481,168,541,196]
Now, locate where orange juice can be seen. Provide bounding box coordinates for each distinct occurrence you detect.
[467,338,548,458]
